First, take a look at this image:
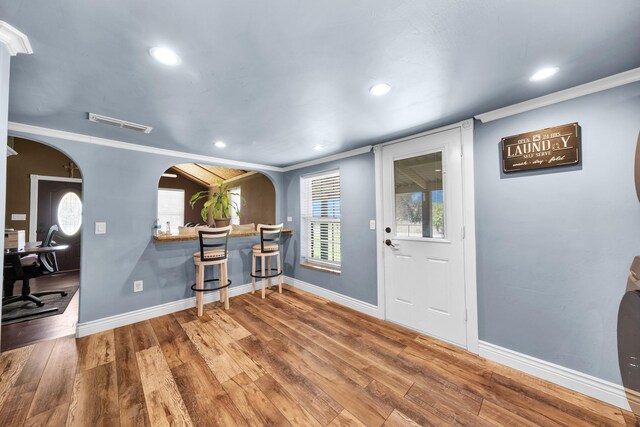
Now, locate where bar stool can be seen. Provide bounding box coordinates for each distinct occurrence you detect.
[251,224,283,298]
[191,226,232,316]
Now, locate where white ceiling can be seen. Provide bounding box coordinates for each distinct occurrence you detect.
[2,1,639,167]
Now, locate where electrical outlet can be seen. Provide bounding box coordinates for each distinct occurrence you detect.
[369,220,376,230]
[134,280,143,292]
[287,216,293,222]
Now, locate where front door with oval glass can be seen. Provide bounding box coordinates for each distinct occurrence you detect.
[382,128,467,347]
[37,181,82,271]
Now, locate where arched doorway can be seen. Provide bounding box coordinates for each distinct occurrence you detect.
[2,137,83,351]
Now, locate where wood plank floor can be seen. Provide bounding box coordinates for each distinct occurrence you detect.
[1,271,79,352]
[0,284,637,426]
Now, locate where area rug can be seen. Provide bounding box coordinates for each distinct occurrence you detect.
[1,286,78,325]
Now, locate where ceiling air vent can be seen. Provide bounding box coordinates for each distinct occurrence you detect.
[88,113,152,134]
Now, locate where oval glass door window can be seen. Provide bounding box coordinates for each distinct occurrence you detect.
[57,192,82,235]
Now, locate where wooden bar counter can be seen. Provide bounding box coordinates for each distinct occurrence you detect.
[152,228,292,243]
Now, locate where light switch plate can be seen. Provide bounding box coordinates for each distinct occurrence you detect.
[95,222,107,234]
[133,280,143,292]
[287,216,293,222]
[11,214,26,221]
[369,220,376,230]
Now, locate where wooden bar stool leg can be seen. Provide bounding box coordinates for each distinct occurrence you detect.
[267,255,273,288]
[251,253,256,294]
[196,264,204,316]
[277,253,282,294]
[219,264,225,306]
[261,255,266,299]
[223,261,229,310]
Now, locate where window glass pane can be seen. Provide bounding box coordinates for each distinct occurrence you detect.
[229,187,241,225]
[394,152,445,238]
[158,189,184,233]
[57,192,82,236]
[301,171,341,267]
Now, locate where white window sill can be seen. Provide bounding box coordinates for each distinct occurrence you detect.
[300,262,341,275]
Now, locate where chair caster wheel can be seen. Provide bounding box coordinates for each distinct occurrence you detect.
[61,292,68,297]
[36,302,45,307]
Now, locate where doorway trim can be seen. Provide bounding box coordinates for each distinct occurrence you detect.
[374,119,479,354]
[29,174,83,242]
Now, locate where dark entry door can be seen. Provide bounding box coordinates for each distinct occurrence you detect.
[36,180,82,271]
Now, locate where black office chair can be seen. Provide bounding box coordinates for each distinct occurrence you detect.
[38,225,60,273]
[18,224,60,273]
[3,225,68,308]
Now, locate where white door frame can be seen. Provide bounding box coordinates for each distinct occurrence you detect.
[374,119,479,354]
[29,174,82,242]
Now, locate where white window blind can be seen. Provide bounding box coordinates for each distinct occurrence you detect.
[301,170,341,268]
[158,188,184,234]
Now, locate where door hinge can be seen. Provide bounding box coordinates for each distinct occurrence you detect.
[461,226,466,239]
[460,144,464,157]
[464,309,468,322]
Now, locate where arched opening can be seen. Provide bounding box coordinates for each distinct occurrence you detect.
[156,163,276,234]
[2,137,83,351]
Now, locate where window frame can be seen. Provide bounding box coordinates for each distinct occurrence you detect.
[300,169,341,271]
[157,187,185,234]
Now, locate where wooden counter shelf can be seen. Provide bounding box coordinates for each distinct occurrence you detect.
[153,228,292,243]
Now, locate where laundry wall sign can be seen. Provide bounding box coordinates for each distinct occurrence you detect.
[501,123,581,173]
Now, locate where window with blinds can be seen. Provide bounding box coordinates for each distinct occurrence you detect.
[301,170,341,269]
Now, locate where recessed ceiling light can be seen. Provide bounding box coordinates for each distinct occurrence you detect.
[214,141,226,148]
[313,145,324,151]
[369,83,391,96]
[149,47,181,66]
[435,169,441,172]
[529,67,559,81]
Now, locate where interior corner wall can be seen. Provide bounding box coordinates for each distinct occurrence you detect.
[209,173,276,226]
[6,130,284,324]
[158,172,208,225]
[5,137,75,235]
[282,152,378,305]
[0,46,11,344]
[474,81,640,385]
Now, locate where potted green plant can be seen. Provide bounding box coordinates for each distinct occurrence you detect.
[189,179,242,227]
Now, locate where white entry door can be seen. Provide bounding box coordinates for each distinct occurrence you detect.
[382,128,467,347]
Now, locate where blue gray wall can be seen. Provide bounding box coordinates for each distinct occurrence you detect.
[8,76,640,390]
[282,152,378,305]
[475,81,640,384]
[0,46,11,334]
[7,131,284,323]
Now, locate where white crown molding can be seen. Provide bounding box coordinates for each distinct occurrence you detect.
[281,146,373,172]
[0,21,33,56]
[479,341,640,411]
[8,122,284,172]
[378,119,472,148]
[475,67,640,123]
[284,275,382,318]
[77,283,254,337]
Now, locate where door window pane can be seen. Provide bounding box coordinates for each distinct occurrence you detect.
[57,192,82,236]
[394,151,445,238]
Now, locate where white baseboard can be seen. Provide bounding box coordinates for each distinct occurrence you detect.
[479,340,640,411]
[284,275,382,318]
[76,283,254,337]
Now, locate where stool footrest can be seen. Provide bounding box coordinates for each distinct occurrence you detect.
[191,277,232,292]
[250,268,282,279]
